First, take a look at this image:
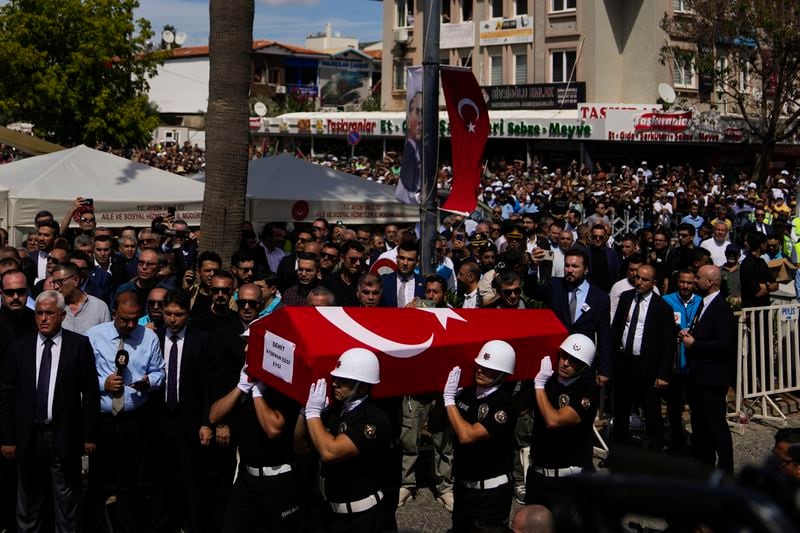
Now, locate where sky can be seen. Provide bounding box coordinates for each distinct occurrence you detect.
[135,0,384,48]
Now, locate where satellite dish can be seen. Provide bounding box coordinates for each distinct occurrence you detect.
[658,83,676,104]
[253,101,267,117]
[162,30,175,44]
[175,32,187,45]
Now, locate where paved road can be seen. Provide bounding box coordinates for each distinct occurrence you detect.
[395,406,800,532]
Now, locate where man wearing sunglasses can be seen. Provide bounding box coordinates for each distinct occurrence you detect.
[32,248,68,299]
[324,241,367,307]
[191,271,238,333]
[114,249,168,313]
[138,287,168,330]
[52,263,110,335]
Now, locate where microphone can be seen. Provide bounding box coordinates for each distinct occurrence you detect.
[116,349,129,377]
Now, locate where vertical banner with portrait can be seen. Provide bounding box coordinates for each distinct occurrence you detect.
[395,66,423,205]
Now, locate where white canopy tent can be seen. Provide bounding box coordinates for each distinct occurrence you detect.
[246,154,418,224]
[0,145,205,244]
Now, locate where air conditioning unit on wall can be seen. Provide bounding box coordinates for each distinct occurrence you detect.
[394,28,410,43]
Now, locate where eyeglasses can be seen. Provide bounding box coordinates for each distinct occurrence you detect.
[236,299,260,309]
[51,275,77,288]
[211,287,232,295]
[346,256,364,264]
[320,252,339,261]
[591,235,606,241]
[80,217,96,223]
[2,287,27,297]
[138,261,159,268]
[46,256,62,263]
[147,300,164,308]
[501,287,522,297]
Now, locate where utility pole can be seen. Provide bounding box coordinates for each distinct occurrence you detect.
[420,0,440,276]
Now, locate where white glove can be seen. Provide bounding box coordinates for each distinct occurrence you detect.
[534,357,554,389]
[443,366,461,406]
[237,365,254,394]
[305,378,328,419]
[252,381,267,398]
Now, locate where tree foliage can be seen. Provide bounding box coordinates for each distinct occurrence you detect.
[0,0,165,148]
[662,0,800,180]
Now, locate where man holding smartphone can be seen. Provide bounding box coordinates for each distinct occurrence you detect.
[59,196,97,242]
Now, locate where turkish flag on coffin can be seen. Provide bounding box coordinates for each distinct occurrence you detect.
[246,306,568,403]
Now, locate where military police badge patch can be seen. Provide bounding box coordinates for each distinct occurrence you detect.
[580,397,592,409]
[339,422,348,434]
[478,403,489,420]
[494,410,508,423]
[558,394,570,408]
[364,424,377,439]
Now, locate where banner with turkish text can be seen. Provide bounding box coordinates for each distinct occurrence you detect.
[396,66,423,205]
[440,66,489,215]
[247,306,567,402]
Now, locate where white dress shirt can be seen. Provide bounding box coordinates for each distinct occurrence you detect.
[621,291,652,356]
[36,330,62,423]
[164,327,186,402]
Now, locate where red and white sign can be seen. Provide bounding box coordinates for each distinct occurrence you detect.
[246,307,568,402]
[633,110,692,133]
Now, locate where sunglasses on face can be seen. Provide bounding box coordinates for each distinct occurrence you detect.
[501,287,522,297]
[2,288,27,297]
[147,300,164,307]
[236,299,260,309]
[320,252,339,261]
[80,217,96,223]
[211,287,232,295]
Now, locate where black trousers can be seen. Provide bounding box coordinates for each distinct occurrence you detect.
[523,469,570,510]
[687,383,733,474]
[451,481,512,533]
[324,503,383,533]
[665,372,688,449]
[0,443,18,532]
[17,426,81,533]
[222,466,300,533]
[612,355,664,447]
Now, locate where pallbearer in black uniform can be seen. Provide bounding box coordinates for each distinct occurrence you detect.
[209,329,302,532]
[442,340,518,533]
[525,333,599,508]
[302,348,391,533]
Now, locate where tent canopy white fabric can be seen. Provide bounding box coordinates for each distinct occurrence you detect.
[0,145,205,239]
[246,153,418,224]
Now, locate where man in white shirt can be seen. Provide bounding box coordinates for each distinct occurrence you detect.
[700,221,732,266]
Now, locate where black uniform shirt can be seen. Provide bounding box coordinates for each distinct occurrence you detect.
[234,389,300,467]
[453,385,517,482]
[531,373,598,468]
[321,399,391,503]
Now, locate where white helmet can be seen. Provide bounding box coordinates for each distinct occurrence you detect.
[330,348,381,384]
[474,340,516,375]
[559,333,595,367]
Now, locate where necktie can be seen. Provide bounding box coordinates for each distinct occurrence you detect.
[568,289,578,324]
[624,294,641,355]
[690,299,705,333]
[398,278,409,307]
[35,338,53,423]
[167,334,179,410]
[112,336,125,415]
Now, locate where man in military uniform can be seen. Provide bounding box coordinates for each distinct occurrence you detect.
[209,330,302,533]
[525,334,599,509]
[302,348,391,532]
[443,340,518,532]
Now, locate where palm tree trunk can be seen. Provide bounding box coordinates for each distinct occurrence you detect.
[200,0,254,262]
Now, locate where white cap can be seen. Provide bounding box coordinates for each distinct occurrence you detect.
[474,340,516,374]
[748,182,757,189]
[781,169,790,175]
[779,179,786,184]
[641,160,648,165]
[637,168,644,173]
[666,192,675,197]
[330,348,380,384]
[558,333,596,367]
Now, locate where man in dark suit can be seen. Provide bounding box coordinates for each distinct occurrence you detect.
[380,241,425,308]
[533,248,612,382]
[152,289,212,533]
[92,234,129,291]
[0,290,99,532]
[587,224,621,293]
[610,264,676,449]
[679,265,735,474]
[275,227,316,292]
[740,207,772,240]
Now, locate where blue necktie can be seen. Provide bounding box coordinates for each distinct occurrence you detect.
[35,338,53,423]
[167,334,179,410]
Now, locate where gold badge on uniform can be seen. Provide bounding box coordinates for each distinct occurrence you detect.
[364,424,377,439]
[494,410,507,423]
[580,397,592,409]
[558,394,570,408]
[338,422,348,434]
[478,403,489,420]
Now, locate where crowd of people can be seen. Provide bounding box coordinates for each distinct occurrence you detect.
[0,152,799,533]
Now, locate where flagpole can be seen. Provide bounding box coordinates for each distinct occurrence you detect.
[420,0,440,276]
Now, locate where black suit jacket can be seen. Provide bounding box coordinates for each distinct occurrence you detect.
[685,293,736,387]
[611,289,676,383]
[0,329,99,458]
[276,253,298,292]
[534,278,612,378]
[156,325,212,435]
[380,273,426,308]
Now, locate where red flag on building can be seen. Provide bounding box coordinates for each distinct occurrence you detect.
[440,66,489,215]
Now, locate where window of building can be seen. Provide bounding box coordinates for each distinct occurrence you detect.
[442,0,451,23]
[394,60,409,91]
[551,49,576,83]
[672,0,692,13]
[490,53,503,85]
[516,0,528,16]
[514,52,527,84]
[397,0,414,28]
[462,0,473,22]
[673,56,696,89]
[490,0,503,18]
[551,0,576,13]
[459,49,473,69]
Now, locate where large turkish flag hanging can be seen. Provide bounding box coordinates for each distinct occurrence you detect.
[440,66,489,215]
[246,306,567,402]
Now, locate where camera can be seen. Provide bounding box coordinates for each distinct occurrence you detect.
[82,198,94,207]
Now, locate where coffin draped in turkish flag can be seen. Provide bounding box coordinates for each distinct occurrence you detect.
[246,306,568,402]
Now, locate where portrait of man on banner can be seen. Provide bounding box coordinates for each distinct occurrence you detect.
[396,66,423,205]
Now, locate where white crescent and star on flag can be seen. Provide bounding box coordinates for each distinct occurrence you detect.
[315,307,467,359]
[457,98,480,133]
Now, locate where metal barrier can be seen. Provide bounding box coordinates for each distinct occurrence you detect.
[735,303,800,425]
